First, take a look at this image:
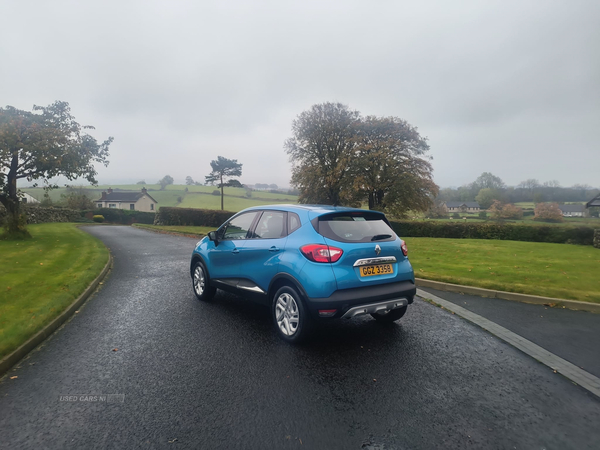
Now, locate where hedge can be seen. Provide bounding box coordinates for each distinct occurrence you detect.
[389,220,595,246]
[154,207,233,227]
[83,208,156,225]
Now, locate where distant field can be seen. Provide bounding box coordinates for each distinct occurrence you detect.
[178,192,291,212]
[22,184,298,211]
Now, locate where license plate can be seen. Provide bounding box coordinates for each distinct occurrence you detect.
[359,264,394,277]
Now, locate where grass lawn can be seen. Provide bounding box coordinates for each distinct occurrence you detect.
[132,224,216,236]
[0,223,109,360]
[405,237,600,303]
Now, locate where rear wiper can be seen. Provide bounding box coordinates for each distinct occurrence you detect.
[371,234,392,241]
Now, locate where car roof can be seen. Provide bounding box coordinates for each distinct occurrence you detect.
[240,204,381,216]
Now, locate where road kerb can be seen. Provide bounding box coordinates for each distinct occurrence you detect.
[415,278,600,314]
[0,253,113,378]
[417,288,600,398]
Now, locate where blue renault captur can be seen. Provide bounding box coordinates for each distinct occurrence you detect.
[190,205,416,343]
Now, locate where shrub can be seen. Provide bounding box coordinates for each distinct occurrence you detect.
[425,203,448,219]
[534,202,563,222]
[212,190,220,196]
[92,215,105,223]
[489,201,523,220]
[478,211,487,219]
[154,207,233,227]
[388,220,594,245]
[452,212,460,219]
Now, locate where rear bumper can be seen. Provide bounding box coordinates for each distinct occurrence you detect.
[305,280,416,319]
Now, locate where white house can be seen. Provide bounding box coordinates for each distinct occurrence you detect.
[558,204,586,218]
[21,193,40,204]
[443,201,480,213]
[95,187,158,212]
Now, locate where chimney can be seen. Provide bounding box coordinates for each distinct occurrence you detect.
[107,187,113,194]
[141,187,147,195]
[101,191,107,200]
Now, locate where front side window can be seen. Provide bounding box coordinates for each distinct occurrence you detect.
[221,212,259,240]
[314,212,396,243]
[254,211,286,239]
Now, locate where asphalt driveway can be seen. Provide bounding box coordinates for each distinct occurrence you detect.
[0,226,599,449]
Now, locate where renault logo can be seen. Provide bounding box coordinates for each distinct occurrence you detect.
[375,244,381,255]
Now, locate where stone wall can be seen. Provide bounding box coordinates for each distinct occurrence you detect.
[594,229,600,249]
[0,205,81,225]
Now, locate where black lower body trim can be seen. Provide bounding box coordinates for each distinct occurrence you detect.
[306,280,416,319]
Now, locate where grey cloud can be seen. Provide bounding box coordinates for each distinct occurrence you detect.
[1,0,598,188]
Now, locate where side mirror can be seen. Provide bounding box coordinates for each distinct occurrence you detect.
[208,231,217,243]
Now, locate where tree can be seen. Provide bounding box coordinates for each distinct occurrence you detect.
[351,116,437,216]
[471,172,506,191]
[60,187,95,210]
[227,179,243,188]
[0,101,112,238]
[185,176,194,185]
[158,175,174,190]
[136,180,146,185]
[475,188,500,209]
[269,183,278,190]
[285,102,360,205]
[285,103,437,215]
[518,179,541,191]
[204,156,242,210]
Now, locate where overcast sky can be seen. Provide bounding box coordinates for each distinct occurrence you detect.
[1,0,598,189]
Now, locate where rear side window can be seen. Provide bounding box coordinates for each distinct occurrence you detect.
[254,211,286,239]
[313,212,396,243]
[288,212,301,234]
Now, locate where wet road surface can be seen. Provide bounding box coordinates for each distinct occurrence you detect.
[0,226,599,449]
[419,287,600,378]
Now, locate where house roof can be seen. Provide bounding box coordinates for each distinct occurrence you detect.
[558,204,584,213]
[586,194,600,208]
[96,191,158,203]
[444,201,480,208]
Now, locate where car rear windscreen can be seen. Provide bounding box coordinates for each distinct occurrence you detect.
[313,212,396,243]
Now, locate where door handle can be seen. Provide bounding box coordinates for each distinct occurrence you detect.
[232,248,240,254]
[269,246,280,252]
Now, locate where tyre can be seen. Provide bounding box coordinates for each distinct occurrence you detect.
[272,285,312,343]
[370,305,407,323]
[192,261,216,302]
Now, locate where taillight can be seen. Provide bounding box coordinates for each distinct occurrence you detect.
[401,241,408,257]
[300,244,343,263]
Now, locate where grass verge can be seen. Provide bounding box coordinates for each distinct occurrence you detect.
[132,224,215,236]
[405,237,600,304]
[0,223,109,360]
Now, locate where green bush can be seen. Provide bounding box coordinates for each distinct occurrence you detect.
[154,207,233,227]
[212,190,220,196]
[92,215,105,223]
[478,211,487,219]
[389,220,595,245]
[452,213,460,219]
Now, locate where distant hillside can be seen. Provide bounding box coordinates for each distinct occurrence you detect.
[21,184,298,212]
